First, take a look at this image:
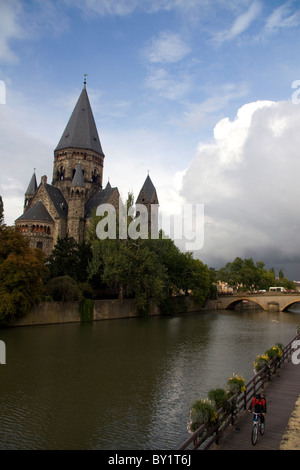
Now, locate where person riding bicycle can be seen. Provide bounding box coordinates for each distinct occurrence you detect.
[248,393,266,423]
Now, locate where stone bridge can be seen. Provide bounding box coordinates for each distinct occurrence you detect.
[217,292,300,312]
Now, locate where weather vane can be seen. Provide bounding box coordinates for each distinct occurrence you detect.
[84,74,88,87]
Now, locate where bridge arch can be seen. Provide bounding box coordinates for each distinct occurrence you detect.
[281,300,300,312]
[223,297,266,311]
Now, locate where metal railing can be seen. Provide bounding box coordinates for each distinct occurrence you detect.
[178,333,300,450]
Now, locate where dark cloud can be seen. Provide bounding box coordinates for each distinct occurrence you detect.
[180,100,300,280]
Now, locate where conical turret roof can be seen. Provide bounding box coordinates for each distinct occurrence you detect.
[137,174,158,202]
[26,172,37,195]
[71,162,85,187]
[16,200,54,222]
[55,86,104,155]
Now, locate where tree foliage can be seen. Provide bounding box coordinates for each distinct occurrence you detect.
[217,257,295,291]
[87,194,212,313]
[0,196,4,226]
[46,235,92,283]
[45,275,82,301]
[0,225,49,324]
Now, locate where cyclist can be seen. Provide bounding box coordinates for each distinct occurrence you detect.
[248,393,266,424]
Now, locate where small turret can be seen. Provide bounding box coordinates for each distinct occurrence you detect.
[24,170,37,212]
[68,162,86,241]
[136,174,159,237]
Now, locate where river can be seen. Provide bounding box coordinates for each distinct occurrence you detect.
[0,307,299,450]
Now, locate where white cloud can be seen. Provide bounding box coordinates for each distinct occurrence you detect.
[0,102,52,226]
[180,99,300,277]
[265,1,300,34]
[141,32,191,100]
[0,0,23,63]
[143,31,190,64]
[145,67,191,100]
[71,0,139,17]
[213,1,262,44]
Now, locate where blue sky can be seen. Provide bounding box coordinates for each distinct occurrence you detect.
[1,0,300,279]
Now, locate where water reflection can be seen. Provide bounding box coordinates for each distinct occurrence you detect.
[0,309,299,449]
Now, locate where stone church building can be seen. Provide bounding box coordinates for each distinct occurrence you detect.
[15,82,159,256]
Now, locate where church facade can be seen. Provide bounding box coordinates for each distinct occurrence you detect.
[15,83,158,256]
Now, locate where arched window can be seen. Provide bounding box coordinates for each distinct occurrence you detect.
[36,242,43,249]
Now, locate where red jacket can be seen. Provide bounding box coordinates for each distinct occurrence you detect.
[249,397,266,414]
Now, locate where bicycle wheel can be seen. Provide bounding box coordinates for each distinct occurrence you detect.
[252,423,258,445]
[260,419,265,435]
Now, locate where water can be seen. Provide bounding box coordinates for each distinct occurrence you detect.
[0,308,299,450]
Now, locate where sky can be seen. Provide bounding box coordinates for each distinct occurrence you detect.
[1,0,300,280]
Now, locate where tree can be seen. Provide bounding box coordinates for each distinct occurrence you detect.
[87,194,212,312]
[45,275,82,301]
[217,257,296,292]
[0,225,48,325]
[0,196,4,226]
[46,235,92,283]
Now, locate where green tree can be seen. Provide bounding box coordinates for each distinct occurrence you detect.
[0,196,4,226]
[88,194,212,312]
[45,275,82,301]
[46,235,92,283]
[0,225,48,325]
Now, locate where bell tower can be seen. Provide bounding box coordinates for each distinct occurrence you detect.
[52,79,105,202]
[67,162,86,242]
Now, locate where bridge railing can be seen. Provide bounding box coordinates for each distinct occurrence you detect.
[178,333,300,451]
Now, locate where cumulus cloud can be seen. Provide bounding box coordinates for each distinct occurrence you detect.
[180,99,300,279]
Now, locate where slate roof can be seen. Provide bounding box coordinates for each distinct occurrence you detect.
[55,87,104,156]
[26,172,37,195]
[137,175,158,202]
[16,200,54,223]
[44,184,68,217]
[72,162,85,187]
[85,185,118,218]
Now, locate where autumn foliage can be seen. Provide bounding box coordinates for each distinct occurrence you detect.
[0,224,49,324]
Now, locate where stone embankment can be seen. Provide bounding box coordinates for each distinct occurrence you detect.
[280,395,300,450]
[11,297,218,327]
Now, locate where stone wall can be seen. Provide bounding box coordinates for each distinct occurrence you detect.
[12,297,217,327]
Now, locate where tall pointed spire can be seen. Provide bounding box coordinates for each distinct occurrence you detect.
[71,162,85,187]
[55,84,104,155]
[26,170,37,196]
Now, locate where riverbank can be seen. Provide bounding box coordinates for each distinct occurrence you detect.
[280,394,300,450]
[9,297,218,327]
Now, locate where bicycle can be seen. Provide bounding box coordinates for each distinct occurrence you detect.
[251,412,265,445]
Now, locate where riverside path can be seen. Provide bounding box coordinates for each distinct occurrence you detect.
[214,360,300,450]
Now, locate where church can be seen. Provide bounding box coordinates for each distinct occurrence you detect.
[15,81,159,256]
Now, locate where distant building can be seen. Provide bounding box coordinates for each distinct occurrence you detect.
[15,82,158,255]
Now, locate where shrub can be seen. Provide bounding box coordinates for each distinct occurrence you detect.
[265,345,283,360]
[227,374,246,395]
[254,354,269,373]
[45,275,82,301]
[207,388,228,411]
[188,399,217,433]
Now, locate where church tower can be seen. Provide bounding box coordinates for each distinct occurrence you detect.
[52,79,105,202]
[67,162,86,242]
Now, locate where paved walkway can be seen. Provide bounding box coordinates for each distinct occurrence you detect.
[214,361,300,450]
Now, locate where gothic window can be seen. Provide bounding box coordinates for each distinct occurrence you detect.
[92,169,99,183]
[58,166,65,180]
[36,242,43,249]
